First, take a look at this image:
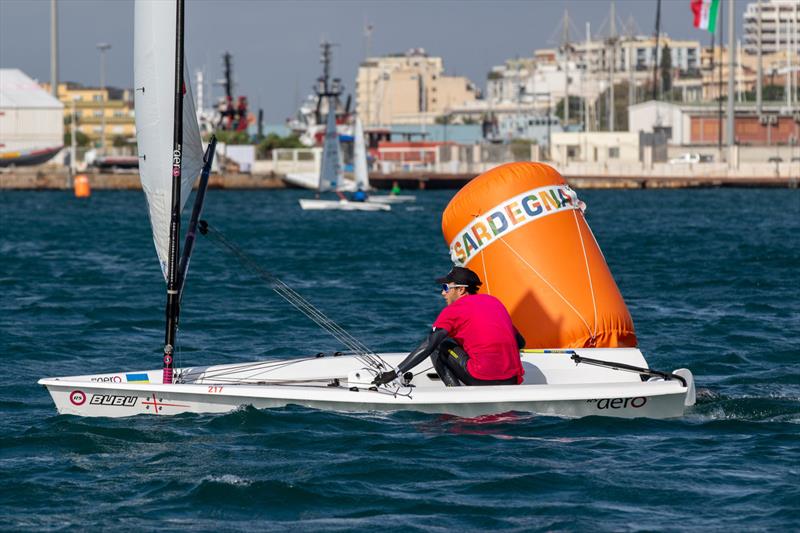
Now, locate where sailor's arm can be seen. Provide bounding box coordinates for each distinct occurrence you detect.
[372,328,448,385]
[514,327,526,350]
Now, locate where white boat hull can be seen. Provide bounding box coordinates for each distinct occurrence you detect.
[299,198,391,211]
[39,349,695,419]
[369,195,416,204]
[283,172,319,190]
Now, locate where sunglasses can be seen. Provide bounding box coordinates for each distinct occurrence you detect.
[441,283,468,292]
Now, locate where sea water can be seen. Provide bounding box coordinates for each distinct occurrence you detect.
[1,189,798,531]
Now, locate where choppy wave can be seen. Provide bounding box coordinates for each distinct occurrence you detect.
[1,189,799,531]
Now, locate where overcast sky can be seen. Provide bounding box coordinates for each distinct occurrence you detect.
[1,0,750,122]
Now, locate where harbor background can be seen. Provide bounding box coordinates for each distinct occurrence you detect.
[2,0,799,186]
[1,189,798,530]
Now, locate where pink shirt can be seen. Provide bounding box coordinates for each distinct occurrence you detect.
[433,294,524,382]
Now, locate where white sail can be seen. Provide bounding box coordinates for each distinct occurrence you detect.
[319,103,342,192]
[134,0,205,279]
[353,116,370,191]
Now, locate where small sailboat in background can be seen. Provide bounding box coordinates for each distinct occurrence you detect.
[350,116,416,205]
[298,107,389,211]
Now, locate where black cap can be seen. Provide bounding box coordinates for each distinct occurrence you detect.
[435,266,482,289]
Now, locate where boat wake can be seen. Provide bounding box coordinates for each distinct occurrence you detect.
[688,387,800,422]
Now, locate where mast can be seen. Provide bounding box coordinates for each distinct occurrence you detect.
[651,0,661,101]
[163,0,185,385]
[609,1,616,131]
[562,9,570,128]
[718,0,724,151]
[727,0,735,149]
[756,0,762,116]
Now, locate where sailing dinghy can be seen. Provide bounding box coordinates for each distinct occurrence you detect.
[38,1,695,420]
[298,107,389,211]
[350,117,416,205]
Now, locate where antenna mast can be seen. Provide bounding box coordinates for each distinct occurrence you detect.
[652,0,661,101]
[608,1,616,131]
[562,9,570,128]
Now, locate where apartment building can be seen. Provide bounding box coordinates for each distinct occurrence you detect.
[743,0,800,55]
[699,45,797,101]
[355,49,479,126]
[41,82,136,147]
[486,35,702,115]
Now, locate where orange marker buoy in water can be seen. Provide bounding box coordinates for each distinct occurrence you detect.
[441,162,637,349]
[74,174,91,198]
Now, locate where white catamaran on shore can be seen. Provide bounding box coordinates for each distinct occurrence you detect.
[38,0,695,420]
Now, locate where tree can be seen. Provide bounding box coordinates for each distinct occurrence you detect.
[64,131,90,147]
[763,84,784,101]
[596,82,630,131]
[660,44,673,96]
[210,130,251,145]
[256,133,304,159]
[554,95,586,125]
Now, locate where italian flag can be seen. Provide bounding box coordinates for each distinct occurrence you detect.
[691,0,720,33]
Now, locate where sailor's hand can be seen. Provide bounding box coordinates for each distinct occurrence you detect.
[371,370,398,386]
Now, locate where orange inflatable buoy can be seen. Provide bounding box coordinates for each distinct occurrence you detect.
[74,174,91,198]
[441,162,636,349]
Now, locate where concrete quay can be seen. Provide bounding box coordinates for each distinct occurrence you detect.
[370,163,798,189]
[1,164,796,190]
[0,169,287,190]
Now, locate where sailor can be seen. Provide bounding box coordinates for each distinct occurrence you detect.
[390,181,402,195]
[373,266,525,387]
[352,188,368,202]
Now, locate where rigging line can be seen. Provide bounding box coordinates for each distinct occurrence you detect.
[192,378,340,386]
[267,283,375,359]
[205,231,374,360]
[205,358,341,379]
[496,236,594,338]
[570,209,598,341]
[180,356,318,378]
[267,280,382,364]
[470,213,491,295]
[202,223,388,369]
[204,227,374,360]
[184,358,320,381]
[480,251,491,295]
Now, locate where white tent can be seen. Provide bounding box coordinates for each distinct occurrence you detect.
[0,69,63,154]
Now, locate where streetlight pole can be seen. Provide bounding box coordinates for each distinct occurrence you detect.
[50,0,58,99]
[96,42,111,154]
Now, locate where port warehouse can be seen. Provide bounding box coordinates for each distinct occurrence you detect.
[629,100,800,147]
[0,69,63,154]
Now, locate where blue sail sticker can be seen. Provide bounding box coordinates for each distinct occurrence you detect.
[126,373,150,383]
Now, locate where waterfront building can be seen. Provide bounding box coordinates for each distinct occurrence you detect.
[0,69,63,155]
[550,131,641,164]
[355,49,479,127]
[41,82,136,149]
[629,100,799,146]
[699,46,796,101]
[486,34,703,132]
[743,0,800,55]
